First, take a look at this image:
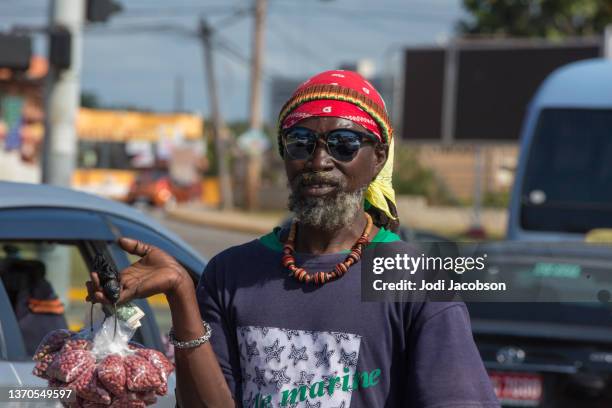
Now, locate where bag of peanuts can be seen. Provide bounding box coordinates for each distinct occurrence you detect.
[33,304,174,407]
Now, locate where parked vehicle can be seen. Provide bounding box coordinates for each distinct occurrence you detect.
[0,181,207,406]
[507,58,612,241]
[126,169,202,209]
[465,241,612,407]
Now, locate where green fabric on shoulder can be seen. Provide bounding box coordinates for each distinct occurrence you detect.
[258,225,401,253]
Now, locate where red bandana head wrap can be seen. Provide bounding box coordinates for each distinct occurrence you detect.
[278,70,392,145]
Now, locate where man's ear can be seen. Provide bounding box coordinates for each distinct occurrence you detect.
[372,144,388,180]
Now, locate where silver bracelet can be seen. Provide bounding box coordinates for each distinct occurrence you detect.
[168,321,212,349]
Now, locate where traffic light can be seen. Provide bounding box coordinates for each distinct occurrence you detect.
[86,0,122,23]
[0,33,32,70]
[49,26,71,70]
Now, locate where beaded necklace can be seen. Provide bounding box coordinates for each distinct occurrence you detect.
[282,213,373,285]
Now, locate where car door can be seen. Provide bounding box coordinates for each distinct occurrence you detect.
[0,208,164,389]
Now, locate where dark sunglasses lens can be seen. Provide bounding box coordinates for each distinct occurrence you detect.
[284,128,315,159]
[327,130,362,161]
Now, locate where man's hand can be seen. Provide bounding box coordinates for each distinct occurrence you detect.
[86,237,191,305]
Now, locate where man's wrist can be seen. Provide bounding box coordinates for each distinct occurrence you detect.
[166,268,195,301]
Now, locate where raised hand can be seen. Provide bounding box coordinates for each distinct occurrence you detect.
[86,237,192,305]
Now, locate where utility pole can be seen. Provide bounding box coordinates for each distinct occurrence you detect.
[249,0,266,131]
[605,24,612,59]
[199,18,233,210]
[174,74,184,112]
[42,0,84,187]
[40,0,85,308]
[244,0,267,211]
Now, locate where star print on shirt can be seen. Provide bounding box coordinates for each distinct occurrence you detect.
[255,326,269,337]
[322,371,342,388]
[338,348,358,369]
[322,371,342,390]
[314,344,335,368]
[288,344,309,366]
[304,330,319,341]
[281,328,301,340]
[331,332,350,344]
[263,339,285,363]
[253,367,267,390]
[270,366,291,391]
[237,326,361,408]
[246,340,260,362]
[305,400,322,408]
[293,370,315,388]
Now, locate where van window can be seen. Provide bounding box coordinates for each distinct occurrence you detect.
[521,108,612,233]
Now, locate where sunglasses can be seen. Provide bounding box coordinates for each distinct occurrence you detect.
[282,127,379,162]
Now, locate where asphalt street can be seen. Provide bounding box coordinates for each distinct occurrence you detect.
[148,210,261,260]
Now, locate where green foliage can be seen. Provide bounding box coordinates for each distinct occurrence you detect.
[393,146,458,205]
[459,0,612,38]
[482,190,511,208]
[80,91,100,108]
[79,90,152,112]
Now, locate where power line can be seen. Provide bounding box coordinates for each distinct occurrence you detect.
[214,33,281,81]
[266,18,329,70]
[268,4,456,23]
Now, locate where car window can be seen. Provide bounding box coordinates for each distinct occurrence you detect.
[521,108,612,233]
[0,241,89,357]
[0,240,159,359]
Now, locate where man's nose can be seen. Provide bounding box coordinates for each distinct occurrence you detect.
[307,139,334,172]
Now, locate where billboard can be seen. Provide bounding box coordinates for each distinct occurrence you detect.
[401,40,601,143]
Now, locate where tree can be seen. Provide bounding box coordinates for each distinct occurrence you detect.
[80,90,100,108]
[459,0,612,39]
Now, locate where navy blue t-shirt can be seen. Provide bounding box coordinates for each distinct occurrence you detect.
[196,228,500,408]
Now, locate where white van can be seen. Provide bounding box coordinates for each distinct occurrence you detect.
[507,59,612,240]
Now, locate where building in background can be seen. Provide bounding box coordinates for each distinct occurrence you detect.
[0,59,211,205]
[74,108,207,202]
[0,56,47,183]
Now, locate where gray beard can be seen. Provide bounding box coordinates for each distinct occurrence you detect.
[288,174,365,232]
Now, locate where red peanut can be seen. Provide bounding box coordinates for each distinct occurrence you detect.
[135,349,173,396]
[124,355,161,392]
[33,351,58,379]
[78,368,112,405]
[61,338,93,353]
[34,329,73,361]
[48,349,95,383]
[98,355,126,396]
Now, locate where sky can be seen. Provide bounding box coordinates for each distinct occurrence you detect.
[0,0,466,122]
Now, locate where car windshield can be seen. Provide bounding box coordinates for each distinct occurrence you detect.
[467,251,612,327]
[520,108,612,233]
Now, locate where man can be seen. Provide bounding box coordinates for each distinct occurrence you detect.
[89,70,499,408]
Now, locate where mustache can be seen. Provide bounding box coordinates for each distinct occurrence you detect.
[291,172,343,189]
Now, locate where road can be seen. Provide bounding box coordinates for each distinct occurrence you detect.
[148,210,261,259]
